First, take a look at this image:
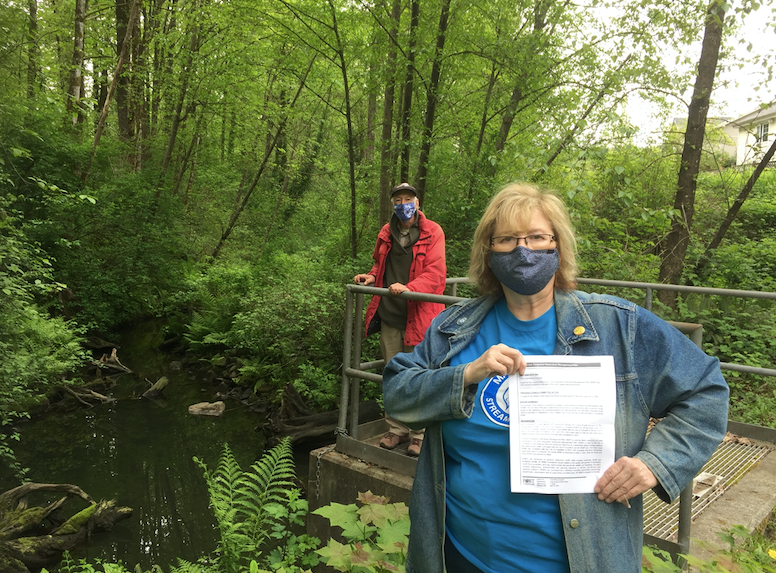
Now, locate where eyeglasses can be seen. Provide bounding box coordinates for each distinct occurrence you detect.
[490,234,556,251]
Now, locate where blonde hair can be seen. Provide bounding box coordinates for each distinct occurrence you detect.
[468,182,578,295]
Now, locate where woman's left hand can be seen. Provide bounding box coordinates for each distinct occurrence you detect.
[594,456,658,506]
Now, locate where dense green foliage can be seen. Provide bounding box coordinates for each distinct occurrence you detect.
[172,255,364,410]
[0,191,87,478]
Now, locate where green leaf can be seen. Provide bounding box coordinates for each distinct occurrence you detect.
[313,502,359,528]
[316,538,352,570]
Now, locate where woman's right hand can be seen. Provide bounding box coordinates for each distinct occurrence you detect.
[463,344,526,386]
[353,274,375,285]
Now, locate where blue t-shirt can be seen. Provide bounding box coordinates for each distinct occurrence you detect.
[442,298,571,573]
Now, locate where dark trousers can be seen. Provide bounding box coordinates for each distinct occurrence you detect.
[444,536,485,573]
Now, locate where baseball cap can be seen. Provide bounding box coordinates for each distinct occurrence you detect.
[390,182,417,197]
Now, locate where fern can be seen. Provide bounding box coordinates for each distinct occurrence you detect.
[238,438,298,548]
[169,558,220,573]
[194,438,308,573]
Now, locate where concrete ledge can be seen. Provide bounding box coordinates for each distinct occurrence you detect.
[690,446,776,562]
[307,446,413,542]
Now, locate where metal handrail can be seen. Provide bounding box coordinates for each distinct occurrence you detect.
[448,277,776,378]
[340,279,776,432]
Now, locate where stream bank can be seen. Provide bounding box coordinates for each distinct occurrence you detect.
[1,320,320,571]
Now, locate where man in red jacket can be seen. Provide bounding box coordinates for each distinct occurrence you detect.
[353,183,446,456]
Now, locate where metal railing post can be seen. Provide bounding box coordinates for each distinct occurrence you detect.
[348,292,365,437]
[676,484,693,566]
[673,321,703,567]
[337,287,355,434]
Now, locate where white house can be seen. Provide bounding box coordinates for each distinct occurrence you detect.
[726,101,776,166]
[668,117,738,164]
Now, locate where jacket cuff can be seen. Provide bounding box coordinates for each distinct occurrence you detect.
[636,450,679,503]
[453,364,476,418]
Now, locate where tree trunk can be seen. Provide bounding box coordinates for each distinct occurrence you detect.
[534,55,632,180]
[83,0,140,183]
[132,0,154,169]
[66,0,88,126]
[366,86,377,165]
[266,385,382,445]
[475,60,499,159]
[156,28,199,194]
[487,0,553,181]
[399,0,419,183]
[94,67,108,126]
[692,137,776,279]
[115,0,133,141]
[378,0,402,226]
[0,484,132,572]
[657,0,727,308]
[267,401,382,445]
[171,113,205,196]
[488,83,523,180]
[26,0,38,99]
[327,0,359,259]
[466,59,499,203]
[281,115,327,225]
[414,0,451,206]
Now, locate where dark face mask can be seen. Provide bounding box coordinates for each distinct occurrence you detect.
[489,246,559,295]
[393,202,416,222]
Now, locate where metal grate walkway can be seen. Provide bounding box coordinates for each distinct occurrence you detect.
[644,437,773,540]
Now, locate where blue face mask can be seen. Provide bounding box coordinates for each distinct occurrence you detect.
[489,246,559,295]
[393,202,416,222]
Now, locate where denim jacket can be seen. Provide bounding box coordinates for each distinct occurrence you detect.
[383,290,729,573]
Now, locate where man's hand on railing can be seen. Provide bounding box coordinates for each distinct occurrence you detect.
[388,283,409,295]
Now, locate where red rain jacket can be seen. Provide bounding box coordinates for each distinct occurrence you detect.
[364,210,446,346]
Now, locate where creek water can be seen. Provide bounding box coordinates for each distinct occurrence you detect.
[1,321,314,571]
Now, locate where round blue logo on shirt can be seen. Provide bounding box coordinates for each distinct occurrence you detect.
[480,374,510,427]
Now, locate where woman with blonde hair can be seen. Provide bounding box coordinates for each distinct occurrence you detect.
[383,182,728,573]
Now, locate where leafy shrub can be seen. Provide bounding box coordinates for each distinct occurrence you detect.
[642,525,776,572]
[176,261,259,351]
[673,295,776,427]
[46,178,189,332]
[0,192,86,478]
[313,491,409,572]
[178,252,355,410]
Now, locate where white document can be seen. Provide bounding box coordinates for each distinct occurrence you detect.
[508,355,616,494]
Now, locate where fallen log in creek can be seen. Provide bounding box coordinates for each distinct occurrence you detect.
[0,483,132,573]
[265,400,382,444]
[263,384,382,445]
[94,348,132,374]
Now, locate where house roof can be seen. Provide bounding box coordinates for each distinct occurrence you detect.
[727,100,776,127]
